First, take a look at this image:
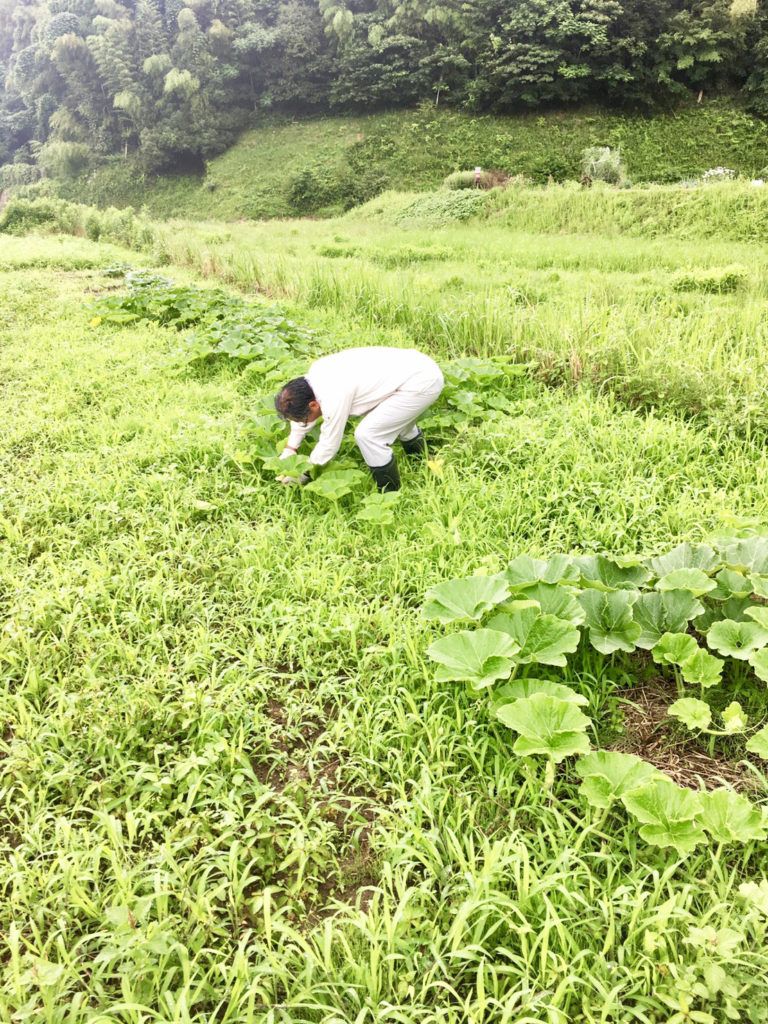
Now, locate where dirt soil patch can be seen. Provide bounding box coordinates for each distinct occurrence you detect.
[612,683,758,792]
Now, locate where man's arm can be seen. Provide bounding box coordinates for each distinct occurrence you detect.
[308,393,354,465]
[279,421,313,459]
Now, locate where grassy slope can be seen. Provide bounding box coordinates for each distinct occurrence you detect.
[1,227,768,1019]
[66,100,768,220]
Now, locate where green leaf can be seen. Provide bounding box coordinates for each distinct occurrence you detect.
[621,777,706,855]
[423,574,511,624]
[505,554,578,590]
[486,606,580,667]
[656,568,716,597]
[651,632,699,667]
[698,788,767,843]
[648,542,719,577]
[575,751,660,809]
[679,648,723,689]
[738,879,768,914]
[749,574,768,599]
[746,725,768,759]
[263,453,313,476]
[491,678,588,713]
[694,596,755,632]
[355,490,402,525]
[668,698,712,731]
[686,925,743,958]
[745,606,768,630]
[721,701,747,733]
[304,470,366,501]
[577,589,642,655]
[748,648,768,682]
[710,568,753,601]
[633,590,704,650]
[718,535,768,575]
[707,619,768,660]
[512,582,586,625]
[574,554,650,592]
[496,694,591,762]
[427,629,520,688]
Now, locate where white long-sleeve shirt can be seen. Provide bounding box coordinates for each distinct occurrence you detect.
[281,347,440,466]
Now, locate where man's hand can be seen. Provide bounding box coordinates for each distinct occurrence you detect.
[276,473,311,486]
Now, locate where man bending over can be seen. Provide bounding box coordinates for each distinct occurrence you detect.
[274,346,444,492]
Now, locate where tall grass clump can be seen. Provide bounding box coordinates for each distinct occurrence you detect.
[581,145,626,184]
[487,181,768,242]
[443,170,477,190]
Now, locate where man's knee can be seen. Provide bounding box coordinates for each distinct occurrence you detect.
[353,422,372,448]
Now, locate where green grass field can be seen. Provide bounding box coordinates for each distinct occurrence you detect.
[2,194,768,1022]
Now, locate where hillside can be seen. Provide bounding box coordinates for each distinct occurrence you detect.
[52,101,768,221]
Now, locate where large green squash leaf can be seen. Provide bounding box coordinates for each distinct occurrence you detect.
[745,606,768,630]
[718,535,768,575]
[504,554,578,590]
[678,648,723,689]
[647,542,719,578]
[668,698,712,731]
[749,648,768,683]
[263,452,313,476]
[577,589,641,654]
[487,605,580,667]
[694,596,755,632]
[303,469,366,500]
[706,619,768,660]
[496,694,591,762]
[511,582,586,625]
[574,555,650,592]
[656,568,716,598]
[423,574,511,624]
[750,574,768,599]
[710,568,754,601]
[491,678,588,714]
[651,632,699,667]
[427,628,520,688]
[575,751,660,810]
[746,725,768,759]
[633,590,703,650]
[698,789,767,843]
[621,777,706,856]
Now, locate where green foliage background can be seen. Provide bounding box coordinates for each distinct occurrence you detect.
[3,0,768,185]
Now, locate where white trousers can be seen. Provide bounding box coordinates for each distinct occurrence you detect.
[353,362,444,467]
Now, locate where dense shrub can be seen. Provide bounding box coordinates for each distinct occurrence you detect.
[529,155,572,184]
[36,141,92,179]
[0,163,41,189]
[0,198,58,234]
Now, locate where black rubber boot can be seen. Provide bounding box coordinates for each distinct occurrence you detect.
[400,429,427,459]
[369,456,401,492]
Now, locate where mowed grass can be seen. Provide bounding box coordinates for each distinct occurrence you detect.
[1,235,768,1022]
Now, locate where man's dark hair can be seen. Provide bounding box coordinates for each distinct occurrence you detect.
[274,377,316,421]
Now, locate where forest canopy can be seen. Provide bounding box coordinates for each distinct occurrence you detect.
[1,0,767,173]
